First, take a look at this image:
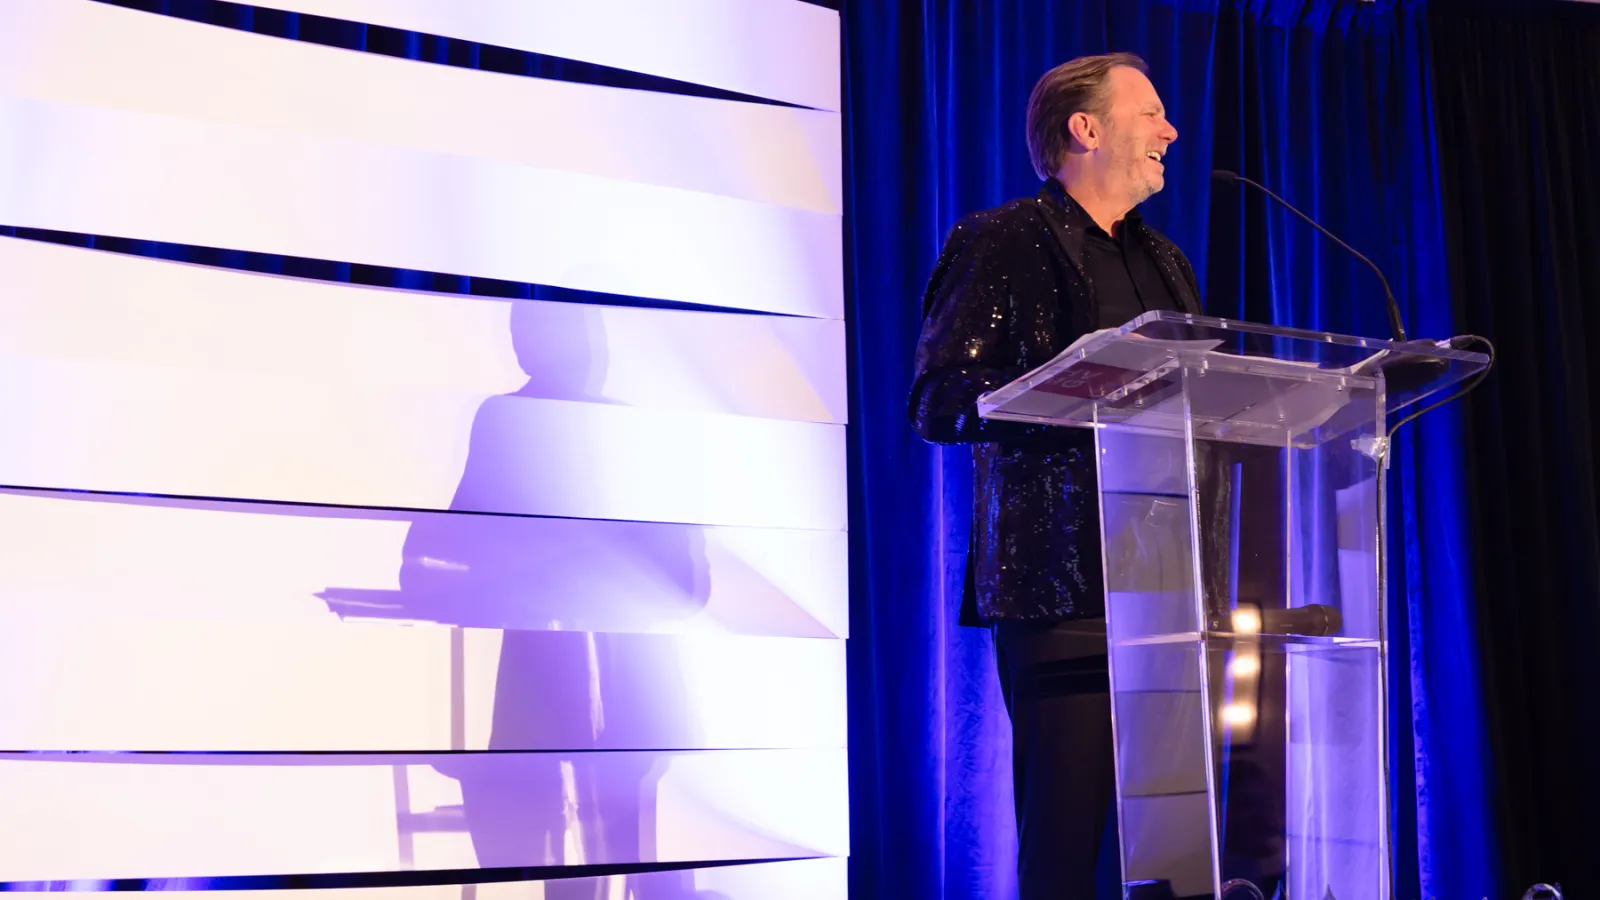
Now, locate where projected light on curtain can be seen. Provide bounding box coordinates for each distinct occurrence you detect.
[0,0,847,895]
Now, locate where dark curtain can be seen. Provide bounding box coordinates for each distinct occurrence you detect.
[1432,4,1600,894]
[844,1,1496,897]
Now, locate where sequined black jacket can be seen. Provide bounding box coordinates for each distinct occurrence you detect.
[909,181,1203,623]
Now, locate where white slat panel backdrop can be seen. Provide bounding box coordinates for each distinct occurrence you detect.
[0,0,842,213]
[232,0,841,111]
[0,0,846,893]
[0,239,848,423]
[0,490,850,638]
[0,95,843,318]
[0,750,849,878]
[41,859,850,898]
[0,625,848,752]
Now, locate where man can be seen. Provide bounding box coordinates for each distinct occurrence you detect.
[908,54,1200,899]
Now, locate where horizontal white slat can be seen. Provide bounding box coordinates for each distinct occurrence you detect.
[0,350,845,529]
[228,0,841,111]
[0,238,846,424]
[0,749,849,879]
[0,623,845,752]
[28,858,848,898]
[0,0,841,214]
[0,490,847,638]
[0,96,842,318]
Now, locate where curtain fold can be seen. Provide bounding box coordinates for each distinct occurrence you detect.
[844,2,1496,897]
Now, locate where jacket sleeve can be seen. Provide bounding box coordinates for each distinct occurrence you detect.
[908,216,1052,445]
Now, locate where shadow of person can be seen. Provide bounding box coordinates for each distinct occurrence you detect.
[373,299,711,633]
[326,297,712,898]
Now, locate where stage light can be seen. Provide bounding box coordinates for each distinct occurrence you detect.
[1231,608,1261,634]
[1221,703,1256,726]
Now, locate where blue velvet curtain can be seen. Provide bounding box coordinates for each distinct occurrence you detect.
[843,2,1496,897]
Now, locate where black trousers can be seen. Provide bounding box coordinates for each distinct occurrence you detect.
[993,619,1119,900]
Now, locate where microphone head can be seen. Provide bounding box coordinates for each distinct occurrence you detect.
[1308,604,1342,637]
[1211,168,1241,183]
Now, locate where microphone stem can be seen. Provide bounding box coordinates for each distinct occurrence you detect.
[1230,173,1408,342]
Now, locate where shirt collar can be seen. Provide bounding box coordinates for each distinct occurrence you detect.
[1040,177,1143,238]
[1036,178,1145,273]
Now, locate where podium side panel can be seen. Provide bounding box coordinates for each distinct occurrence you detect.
[1097,416,1219,895]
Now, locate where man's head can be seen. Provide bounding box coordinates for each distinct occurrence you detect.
[1026,53,1178,210]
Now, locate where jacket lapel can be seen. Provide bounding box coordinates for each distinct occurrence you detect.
[1142,235,1203,315]
[1033,182,1089,278]
[1031,183,1096,337]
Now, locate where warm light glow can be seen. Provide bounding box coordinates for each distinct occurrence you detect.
[1231,655,1260,677]
[1221,703,1256,726]
[1232,609,1261,634]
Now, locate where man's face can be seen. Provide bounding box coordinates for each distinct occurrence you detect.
[1091,66,1178,205]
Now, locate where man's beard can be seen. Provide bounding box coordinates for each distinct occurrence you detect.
[1129,176,1159,205]
[1118,157,1159,206]
[1108,130,1161,205]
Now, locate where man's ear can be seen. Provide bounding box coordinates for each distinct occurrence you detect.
[1066,111,1099,151]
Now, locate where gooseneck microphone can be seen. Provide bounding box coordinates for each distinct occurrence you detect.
[1212,169,1408,343]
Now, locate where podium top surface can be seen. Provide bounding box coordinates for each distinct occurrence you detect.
[977,311,1491,447]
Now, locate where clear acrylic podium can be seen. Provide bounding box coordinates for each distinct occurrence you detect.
[977,311,1490,900]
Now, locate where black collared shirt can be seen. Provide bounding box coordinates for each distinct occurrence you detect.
[1081,212,1182,328]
